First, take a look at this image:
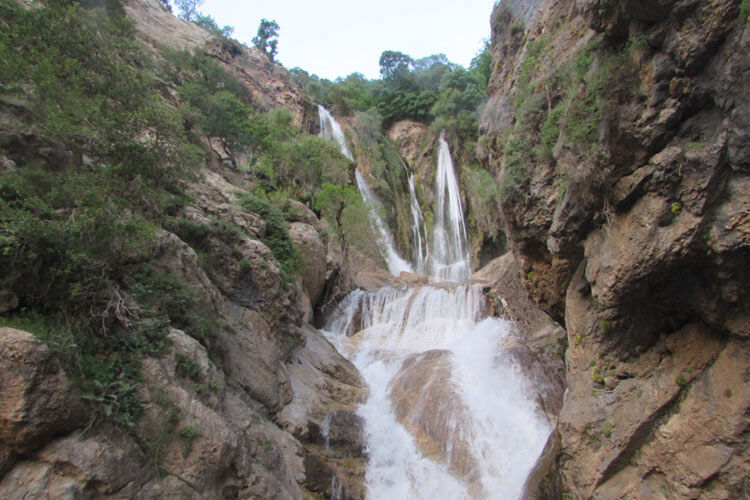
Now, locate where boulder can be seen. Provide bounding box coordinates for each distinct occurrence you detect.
[388,350,483,496]
[289,222,327,305]
[0,328,86,454]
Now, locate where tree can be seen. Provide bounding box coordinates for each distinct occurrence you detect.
[470,40,492,90]
[174,0,203,21]
[252,19,280,62]
[379,50,414,81]
[193,13,234,38]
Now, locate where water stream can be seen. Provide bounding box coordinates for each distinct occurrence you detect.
[318,108,551,499]
[407,168,428,275]
[318,105,413,276]
[318,104,354,161]
[427,133,471,282]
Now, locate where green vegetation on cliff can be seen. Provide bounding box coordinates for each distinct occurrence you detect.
[0,0,347,431]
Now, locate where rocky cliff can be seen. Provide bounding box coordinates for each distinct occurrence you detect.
[0,1,366,498]
[480,0,749,497]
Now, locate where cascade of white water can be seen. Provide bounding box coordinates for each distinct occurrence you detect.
[323,285,552,499]
[428,133,471,282]
[318,105,413,276]
[407,170,428,274]
[317,104,354,161]
[354,171,414,276]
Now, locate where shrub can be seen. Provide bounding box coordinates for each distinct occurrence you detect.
[237,194,302,284]
[314,183,382,262]
[179,425,200,458]
[176,354,202,382]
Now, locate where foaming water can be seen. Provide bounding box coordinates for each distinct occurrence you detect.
[319,111,550,500]
[323,285,552,499]
[318,104,353,161]
[428,134,471,282]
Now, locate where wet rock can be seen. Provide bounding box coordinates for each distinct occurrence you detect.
[472,253,567,418]
[349,248,400,291]
[0,328,86,454]
[389,350,483,496]
[277,325,366,499]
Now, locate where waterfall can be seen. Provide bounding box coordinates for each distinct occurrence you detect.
[318,105,413,276]
[407,170,428,274]
[427,133,471,282]
[321,126,550,499]
[318,104,354,161]
[354,171,414,276]
[323,285,552,499]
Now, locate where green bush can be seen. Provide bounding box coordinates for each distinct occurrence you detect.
[314,183,382,263]
[465,167,500,235]
[237,194,302,284]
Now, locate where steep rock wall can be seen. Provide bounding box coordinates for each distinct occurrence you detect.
[482,0,749,497]
[0,1,366,498]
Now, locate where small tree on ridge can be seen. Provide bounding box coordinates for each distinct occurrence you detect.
[253,19,280,62]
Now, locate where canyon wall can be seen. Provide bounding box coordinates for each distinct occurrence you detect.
[480,0,749,497]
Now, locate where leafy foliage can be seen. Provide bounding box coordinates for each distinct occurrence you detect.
[314,184,382,263]
[0,0,221,432]
[174,0,203,22]
[253,19,280,62]
[237,194,302,284]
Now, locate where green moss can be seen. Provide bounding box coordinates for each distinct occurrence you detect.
[601,422,613,438]
[670,202,682,215]
[536,102,565,161]
[500,134,533,200]
[237,193,302,285]
[179,425,200,458]
[676,374,687,387]
[592,365,605,384]
[599,319,613,334]
[176,354,201,383]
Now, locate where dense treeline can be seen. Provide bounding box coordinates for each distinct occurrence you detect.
[290,43,491,140]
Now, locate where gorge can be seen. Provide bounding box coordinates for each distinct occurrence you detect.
[0,0,747,499]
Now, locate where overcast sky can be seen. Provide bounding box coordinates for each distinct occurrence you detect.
[200,0,496,81]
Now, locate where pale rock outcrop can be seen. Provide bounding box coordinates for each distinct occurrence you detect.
[0,328,86,455]
[124,0,313,129]
[278,325,367,499]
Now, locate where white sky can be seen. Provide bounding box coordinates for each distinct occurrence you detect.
[200,0,495,81]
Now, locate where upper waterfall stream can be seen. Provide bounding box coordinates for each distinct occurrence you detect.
[317,107,551,499]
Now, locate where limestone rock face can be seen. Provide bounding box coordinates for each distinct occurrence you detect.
[386,120,429,168]
[289,222,327,306]
[0,328,86,454]
[482,0,750,496]
[278,325,367,500]
[124,0,313,129]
